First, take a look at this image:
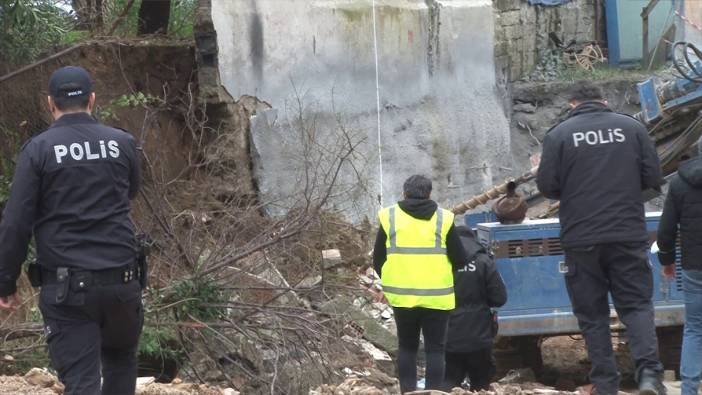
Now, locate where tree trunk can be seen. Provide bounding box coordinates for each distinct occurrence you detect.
[71,0,103,31]
[137,0,172,35]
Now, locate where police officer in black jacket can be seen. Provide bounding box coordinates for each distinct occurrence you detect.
[657,139,702,395]
[444,226,506,391]
[536,81,665,395]
[0,66,143,395]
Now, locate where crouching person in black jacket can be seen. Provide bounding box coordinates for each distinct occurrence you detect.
[443,226,507,391]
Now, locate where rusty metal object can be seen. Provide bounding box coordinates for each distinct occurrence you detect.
[452,170,536,214]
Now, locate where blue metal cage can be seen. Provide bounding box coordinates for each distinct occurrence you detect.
[477,212,684,337]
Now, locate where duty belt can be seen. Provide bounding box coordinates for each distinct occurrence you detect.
[41,264,139,287]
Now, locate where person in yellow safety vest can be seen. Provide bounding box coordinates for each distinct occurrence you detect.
[373,175,468,393]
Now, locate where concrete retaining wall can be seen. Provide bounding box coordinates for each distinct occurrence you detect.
[212,0,514,222]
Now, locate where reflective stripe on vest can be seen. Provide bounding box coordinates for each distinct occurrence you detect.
[387,206,447,255]
[381,285,454,296]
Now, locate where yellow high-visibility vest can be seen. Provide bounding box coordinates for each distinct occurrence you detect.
[377,204,455,310]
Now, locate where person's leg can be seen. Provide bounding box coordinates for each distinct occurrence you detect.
[38,286,101,395]
[393,307,422,393]
[564,245,619,395]
[465,347,496,391]
[680,270,702,395]
[100,281,143,395]
[420,308,449,390]
[443,351,467,390]
[605,242,664,394]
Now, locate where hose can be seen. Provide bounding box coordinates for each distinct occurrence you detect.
[672,41,702,83]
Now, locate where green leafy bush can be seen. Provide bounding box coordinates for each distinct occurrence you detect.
[0,0,75,64]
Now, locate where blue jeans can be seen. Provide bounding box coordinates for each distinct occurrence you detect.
[681,269,702,395]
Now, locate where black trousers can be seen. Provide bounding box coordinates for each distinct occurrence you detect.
[393,307,449,393]
[444,347,495,391]
[564,242,664,395]
[39,280,143,395]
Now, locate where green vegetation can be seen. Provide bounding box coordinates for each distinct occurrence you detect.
[0,127,21,204]
[556,65,648,82]
[0,0,74,64]
[96,91,163,122]
[138,325,183,362]
[0,0,197,65]
[170,278,228,322]
[104,0,196,38]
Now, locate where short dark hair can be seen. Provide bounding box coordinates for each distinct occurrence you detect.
[53,94,90,112]
[403,175,432,199]
[566,81,604,103]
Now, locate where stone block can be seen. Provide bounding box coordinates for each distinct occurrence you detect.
[495,0,521,11]
[24,368,57,388]
[498,10,521,26]
[503,25,523,42]
[321,296,398,356]
[322,248,342,269]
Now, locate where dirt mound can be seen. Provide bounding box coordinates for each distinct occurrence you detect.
[0,39,196,180]
[0,376,57,395]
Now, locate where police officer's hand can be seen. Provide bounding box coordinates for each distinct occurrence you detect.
[662,265,676,280]
[0,293,21,311]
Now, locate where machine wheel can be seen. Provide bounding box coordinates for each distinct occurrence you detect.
[657,326,683,379]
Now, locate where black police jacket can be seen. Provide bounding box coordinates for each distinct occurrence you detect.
[446,226,507,353]
[536,101,662,248]
[0,113,140,296]
[658,157,702,271]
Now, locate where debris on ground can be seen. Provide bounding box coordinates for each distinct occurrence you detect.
[0,374,58,395]
[310,380,580,395]
[0,370,236,395]
[499,368,537,384]
[24,368,63,392]
[309,368,400,395]
[137,382,232,395]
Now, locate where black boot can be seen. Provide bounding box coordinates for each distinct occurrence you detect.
[638,369,666,395]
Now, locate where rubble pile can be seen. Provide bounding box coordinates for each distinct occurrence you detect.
[0,368,60,395]
[357,267,395,332]
[309,368,400,395]
[310,378,580,395]
[136,377,235,395]
[0,369,237,395]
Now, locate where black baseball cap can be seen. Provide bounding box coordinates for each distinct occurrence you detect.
[48,66,92,98]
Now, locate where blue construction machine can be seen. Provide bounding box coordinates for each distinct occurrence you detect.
[453,42,702,375]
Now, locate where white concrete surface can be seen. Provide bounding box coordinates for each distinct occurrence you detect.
[212,0,514,222]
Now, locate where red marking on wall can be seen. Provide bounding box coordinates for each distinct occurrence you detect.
[408,30,414,44]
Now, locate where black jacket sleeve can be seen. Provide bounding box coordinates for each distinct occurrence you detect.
[485,259,507,307]
[638,127,663,191]
[0,142,40,296]
[127,136,141,200]
[373,226,387,277]
[536,132,561,199]
[446,224,468,271]
[657,178,682,266]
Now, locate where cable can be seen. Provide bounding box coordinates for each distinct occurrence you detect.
[371,0,384,208]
